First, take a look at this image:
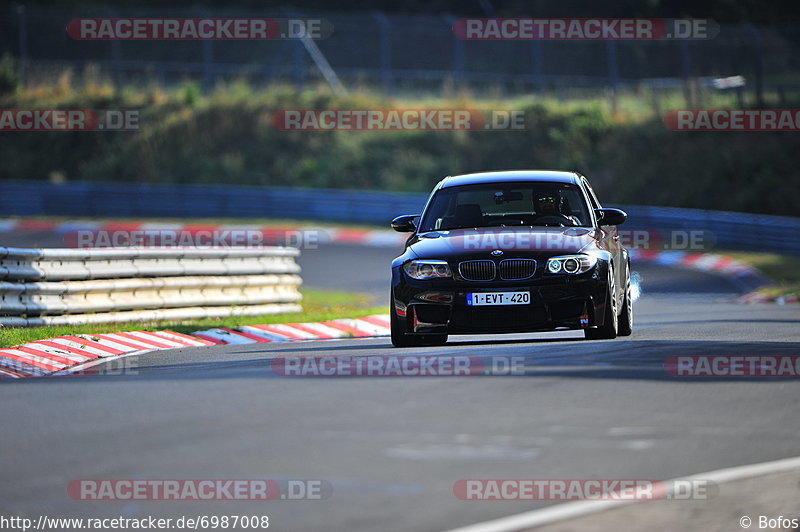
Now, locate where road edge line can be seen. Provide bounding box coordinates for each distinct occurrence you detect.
[443,455,800,532]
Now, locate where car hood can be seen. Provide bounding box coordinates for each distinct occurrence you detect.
[407,227,603,260]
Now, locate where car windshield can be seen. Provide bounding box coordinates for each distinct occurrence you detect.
[418,182,592,232]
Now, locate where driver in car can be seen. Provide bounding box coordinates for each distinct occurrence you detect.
[533,195,580,226]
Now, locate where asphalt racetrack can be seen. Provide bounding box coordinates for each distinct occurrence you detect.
[1,238,800,531]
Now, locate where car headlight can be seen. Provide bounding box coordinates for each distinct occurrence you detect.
[546,255,597,274]
[404,260,452,280]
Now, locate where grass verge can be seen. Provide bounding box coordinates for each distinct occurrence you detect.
[0,288,386,349]
[4,78,800,217]
[722,250,800,297]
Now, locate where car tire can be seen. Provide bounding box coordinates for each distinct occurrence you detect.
[617,267,633,337]
[584,265,618,340]
[390,296,448,347]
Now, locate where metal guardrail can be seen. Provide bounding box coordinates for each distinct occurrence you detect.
[0,247,302,327]
[615,205,800,257]
[0,246,301,281]
[1,181,799,256]
[0,181,425,224]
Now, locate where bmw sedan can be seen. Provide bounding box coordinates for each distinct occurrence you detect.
[390,170,632,347]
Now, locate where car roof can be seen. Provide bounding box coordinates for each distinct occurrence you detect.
[439,170,582,188]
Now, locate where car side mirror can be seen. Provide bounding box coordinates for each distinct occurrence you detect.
[391,214,419,232]
[595,208,627,226]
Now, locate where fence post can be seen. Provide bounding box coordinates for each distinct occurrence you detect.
[443,15,464,86]
[606,39,619,87]
[264,38,290,83]
[15,4,28,87]
[292,39,305,87]
[453,35,465,85]
[106,7,122,92]
[680,39,692,107]
[372,12,394,94]
[745,25,765,107]
[199,9,214,90]
[530,39,543,93]
[285,8,304,87]
[606,40,619,113]
[648,81,661,118]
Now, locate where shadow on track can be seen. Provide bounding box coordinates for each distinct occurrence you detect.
[40,339,800,384]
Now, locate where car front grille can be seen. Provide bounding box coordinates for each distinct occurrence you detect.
[499,259,536,280]
[458,260,496,281]
[450,306,549,331]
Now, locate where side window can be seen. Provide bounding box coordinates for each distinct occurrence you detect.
[582,178,602,210]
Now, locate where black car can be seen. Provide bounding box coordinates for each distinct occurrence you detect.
[389,170,632,347]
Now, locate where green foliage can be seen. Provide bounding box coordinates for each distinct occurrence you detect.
[0,53,19,96]
[179,81,201,107]
[1,84,799,216]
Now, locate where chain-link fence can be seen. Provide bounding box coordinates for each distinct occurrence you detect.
[2,5,800,104]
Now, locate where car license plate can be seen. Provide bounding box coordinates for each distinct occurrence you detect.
[466,291,530,306]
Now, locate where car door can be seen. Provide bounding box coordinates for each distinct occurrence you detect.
[581,177,625,302]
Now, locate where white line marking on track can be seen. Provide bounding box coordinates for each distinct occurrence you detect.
[443,455,800,532]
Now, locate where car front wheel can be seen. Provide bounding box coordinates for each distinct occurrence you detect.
[585,265,618,340]
[390,294,448,347]
[617,267,633,336]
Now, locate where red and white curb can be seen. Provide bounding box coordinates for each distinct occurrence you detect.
[630,249,761,277]
[0,315,390,379]
[0,217,790,297]
[0,218,407,248]
[738,292,799,304]
[191,315,390,344]
[0,331,215,378]
[630,249,797,301]
[629,249,769,293]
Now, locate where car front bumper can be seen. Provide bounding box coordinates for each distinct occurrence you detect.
[391,265,610,335]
